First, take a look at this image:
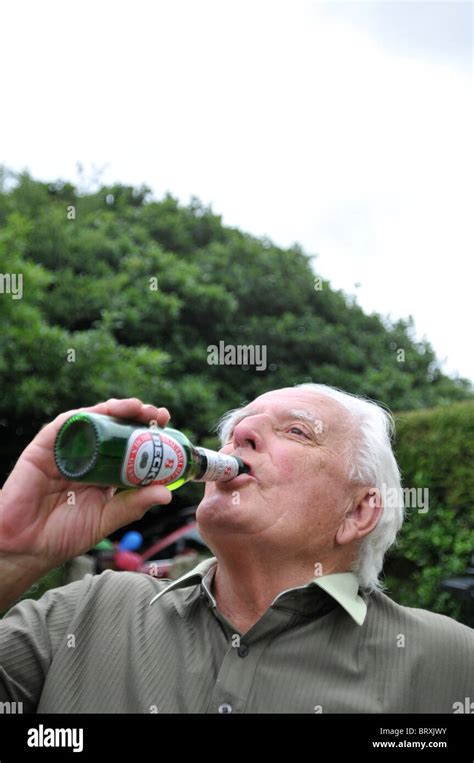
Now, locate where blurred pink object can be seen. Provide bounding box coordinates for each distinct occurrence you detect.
[115,549,142,571]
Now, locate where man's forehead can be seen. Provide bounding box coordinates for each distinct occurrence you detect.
[246,388,347,426]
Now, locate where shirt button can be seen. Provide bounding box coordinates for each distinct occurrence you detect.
[237,644,249,658]
[218,703,233,714]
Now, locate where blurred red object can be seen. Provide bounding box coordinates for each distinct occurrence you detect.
[115,549,142,571]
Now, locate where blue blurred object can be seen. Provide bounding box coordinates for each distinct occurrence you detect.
[118,531,143,551]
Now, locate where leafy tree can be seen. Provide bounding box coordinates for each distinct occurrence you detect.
[0,166,472,527]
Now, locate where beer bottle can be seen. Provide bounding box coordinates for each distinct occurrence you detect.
[54,412,249,491]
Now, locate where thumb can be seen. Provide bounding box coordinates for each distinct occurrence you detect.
[100,485,173,537]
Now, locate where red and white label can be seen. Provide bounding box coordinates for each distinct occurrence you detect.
[121,430,187,487]
[194,447,242,482]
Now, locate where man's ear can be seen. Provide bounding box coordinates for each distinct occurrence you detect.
[335,487,383,546]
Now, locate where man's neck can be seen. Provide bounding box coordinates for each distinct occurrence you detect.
[210,551,344,635]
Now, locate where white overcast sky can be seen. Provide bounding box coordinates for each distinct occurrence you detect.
[1,0,473,382]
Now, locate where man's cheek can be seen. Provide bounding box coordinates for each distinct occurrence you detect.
[274,456,296,481]
[297,452,321,481]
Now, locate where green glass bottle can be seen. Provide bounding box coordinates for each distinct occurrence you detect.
[54,412,249,491]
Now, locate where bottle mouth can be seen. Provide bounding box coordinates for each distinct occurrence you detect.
[235,457,251,476]
[54,414,100,478]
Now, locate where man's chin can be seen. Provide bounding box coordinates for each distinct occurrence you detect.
[196,493,253,531]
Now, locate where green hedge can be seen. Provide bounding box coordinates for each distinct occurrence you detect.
[385,401,474,626]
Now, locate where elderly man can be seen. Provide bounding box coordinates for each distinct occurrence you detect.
[0,385,472,713]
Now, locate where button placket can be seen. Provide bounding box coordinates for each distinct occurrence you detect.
[207,637,270,713]
[206,595,297,713]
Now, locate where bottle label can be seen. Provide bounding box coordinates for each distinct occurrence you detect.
[194,448,241,482]
[121,430,187,487]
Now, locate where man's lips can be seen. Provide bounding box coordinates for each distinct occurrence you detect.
[216,471,257,489]
[239,458,254,477]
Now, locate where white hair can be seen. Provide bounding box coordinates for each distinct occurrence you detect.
[215,383,405,593]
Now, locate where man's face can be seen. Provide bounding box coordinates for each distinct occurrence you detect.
[196,387,359,563]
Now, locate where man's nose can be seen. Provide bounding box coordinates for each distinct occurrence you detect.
[232,419,261,451]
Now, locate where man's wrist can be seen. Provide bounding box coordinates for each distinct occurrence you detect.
[0,552,56,612]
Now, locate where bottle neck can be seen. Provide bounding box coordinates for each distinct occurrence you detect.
[194,447,248,482]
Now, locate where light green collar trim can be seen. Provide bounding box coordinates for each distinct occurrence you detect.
[149,556,217,606]
[313,572,367,626]
[149,557,367,626]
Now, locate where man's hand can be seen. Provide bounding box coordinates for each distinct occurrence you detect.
[0,398,172,571]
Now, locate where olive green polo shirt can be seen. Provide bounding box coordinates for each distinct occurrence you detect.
[150,555,367,626]
[0,558,472,713]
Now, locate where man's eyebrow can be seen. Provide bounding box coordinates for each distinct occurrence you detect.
[217,406,326,443]
[287,409,327,438]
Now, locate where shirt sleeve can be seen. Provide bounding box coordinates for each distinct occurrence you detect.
[0,574,96,713]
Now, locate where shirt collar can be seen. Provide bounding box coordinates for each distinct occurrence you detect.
[149,556,367,626]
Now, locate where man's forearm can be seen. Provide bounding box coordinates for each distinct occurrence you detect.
[0,554,54,612]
